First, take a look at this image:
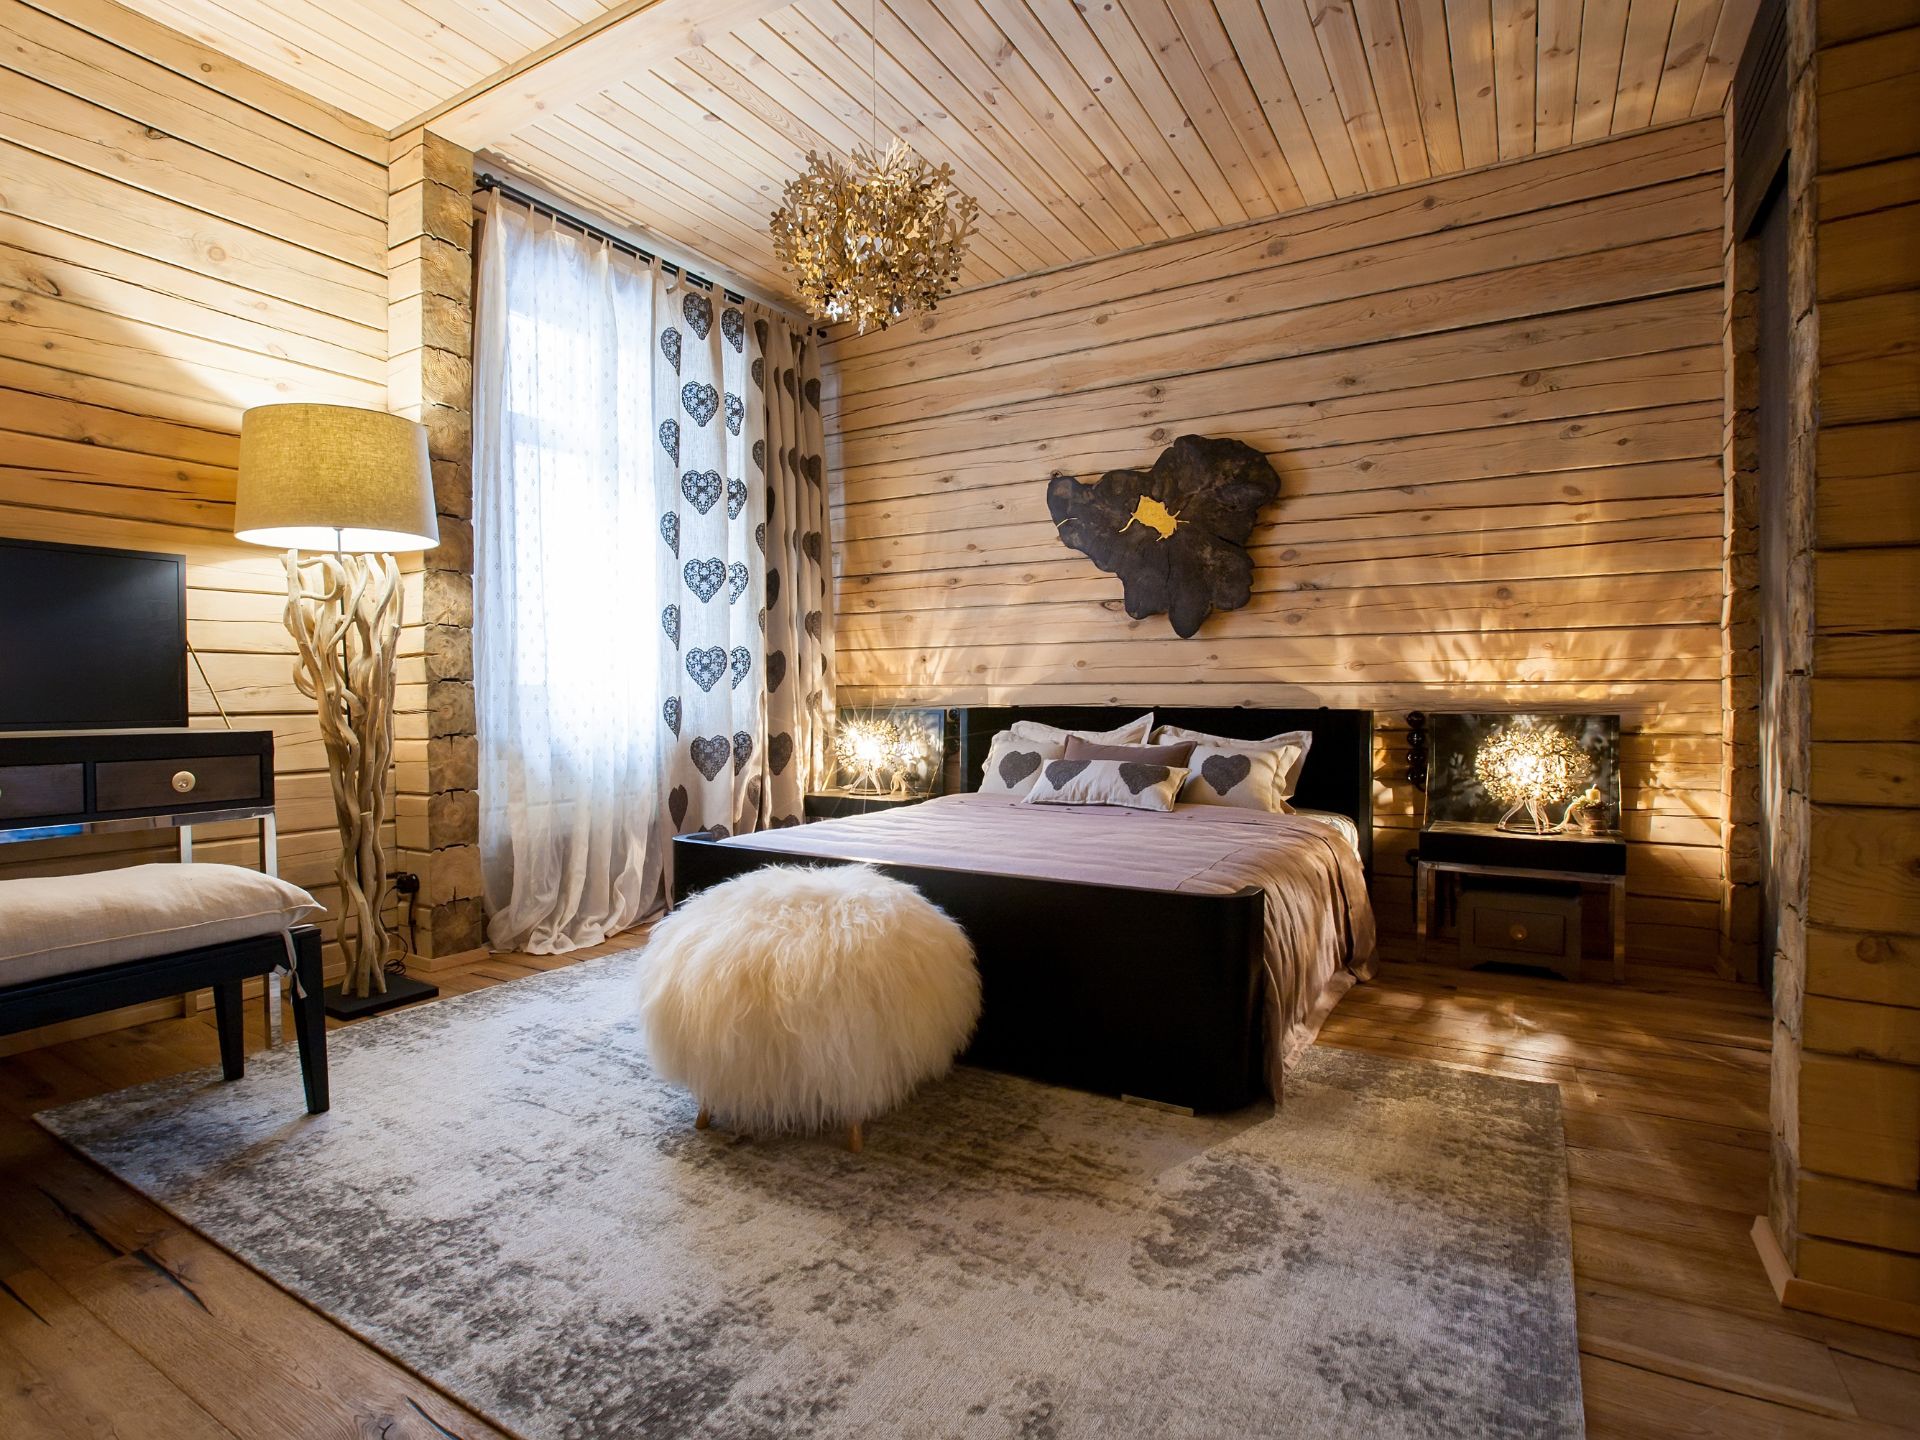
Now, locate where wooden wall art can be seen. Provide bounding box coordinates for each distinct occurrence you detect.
[1046,434,1282,638]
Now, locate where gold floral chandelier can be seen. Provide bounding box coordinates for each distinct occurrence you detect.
[771,139,978,333]
[768,2,978,333]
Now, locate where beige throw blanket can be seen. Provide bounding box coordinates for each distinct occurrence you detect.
[724,794,1377,1099]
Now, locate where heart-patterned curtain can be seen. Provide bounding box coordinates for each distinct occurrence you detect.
[655,278,764,842]
[756,315,834,827]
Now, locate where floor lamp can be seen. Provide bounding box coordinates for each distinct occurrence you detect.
[235,404,441,1019]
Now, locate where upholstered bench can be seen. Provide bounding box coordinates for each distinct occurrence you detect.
[0,863,331,1113]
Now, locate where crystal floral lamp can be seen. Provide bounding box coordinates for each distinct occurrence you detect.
[1473,721,1595,835]
[835,714,902,797]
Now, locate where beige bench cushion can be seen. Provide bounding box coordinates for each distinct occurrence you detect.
[0,864,324,987]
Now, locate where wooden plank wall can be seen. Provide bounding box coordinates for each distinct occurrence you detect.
[823,117,1730,970]
[0,0,409,1029]
[1788,0,1920,1316]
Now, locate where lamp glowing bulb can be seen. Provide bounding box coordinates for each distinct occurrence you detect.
[1474,722,1594,834]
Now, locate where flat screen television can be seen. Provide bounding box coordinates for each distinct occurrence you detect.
[0,537,189,730]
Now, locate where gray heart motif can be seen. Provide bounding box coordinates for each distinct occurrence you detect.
[681,469,722,513]
[754,317,770,349]
[689,734,729,782]
[682,382,719,427]
[804,610,821,641]
[745,775,764,813]
[1044,759,1089,789]
[755,523,767,555]
[659,511,679,556]
[804,377,822,410]
[756,605,766,634]
[998,750,1042,788]
[668,785,689,828]
[1119,762,1170,795]
[727,476,748,519]
[804,453,823,487]
[682,292,712,339]
[766,650,787,693]
[727,561,749,604]
[724,392,744,435]
[751,357,765,390]
[663,696,681,737]
[685,646,726,692]
[1201,752,1252,797]
[660,604,680,648]
[752,438,766,472]
[658,419,679,464]
[769,732,793,775]
[766,569,781,610]
[732,731,753,773]
[684,557,725,603]
[729,646,752,688]
[721,307,745,352]
[660,327,681,373]
[802,530,822,565]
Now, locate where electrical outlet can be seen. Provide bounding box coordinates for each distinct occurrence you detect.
[393,871,421,896]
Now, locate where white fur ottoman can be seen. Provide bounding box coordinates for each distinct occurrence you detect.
[637,865,980,1150]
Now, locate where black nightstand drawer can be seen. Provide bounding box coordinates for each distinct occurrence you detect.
[1459,885,1582,979]
[804,790,928,821]
[0,764,84,821]
[96,753,263,813]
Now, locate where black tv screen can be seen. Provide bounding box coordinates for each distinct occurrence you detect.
[0,538,188,730]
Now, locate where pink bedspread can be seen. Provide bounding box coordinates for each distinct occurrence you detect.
[723,793,1377,1098]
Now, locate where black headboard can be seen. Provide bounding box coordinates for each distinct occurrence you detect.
[954,706,1375,871]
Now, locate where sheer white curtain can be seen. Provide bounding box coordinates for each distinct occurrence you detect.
[473,202,662,953]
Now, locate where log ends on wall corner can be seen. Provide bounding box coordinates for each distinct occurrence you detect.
[1046,434,1282,638]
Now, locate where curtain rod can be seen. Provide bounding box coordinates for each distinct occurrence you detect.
[475,172,749,305]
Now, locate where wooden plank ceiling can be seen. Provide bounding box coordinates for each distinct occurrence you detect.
[116,0,1761,300]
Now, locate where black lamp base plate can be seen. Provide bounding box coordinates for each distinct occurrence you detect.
[323,972,440,1020]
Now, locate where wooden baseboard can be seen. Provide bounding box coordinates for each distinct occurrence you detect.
[403,945,490,974]
[1751,1216,1920,1338]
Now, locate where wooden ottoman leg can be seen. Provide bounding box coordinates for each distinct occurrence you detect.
[288,928,330,1115]
[847,1122,863,1154]
[212,981,244,1081]
[695,1105,711,1131]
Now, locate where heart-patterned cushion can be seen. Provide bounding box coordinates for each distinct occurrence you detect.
[1178,744,1287,813]
[976,730,1064,797]
[1024,757,1187,813]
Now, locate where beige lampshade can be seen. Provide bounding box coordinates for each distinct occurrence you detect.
[235,403,437,552]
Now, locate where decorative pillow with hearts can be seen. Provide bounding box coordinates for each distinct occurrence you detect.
[977,730,1064,797]
[1020,756,1188,812]
[1178,744,1290,812]
[1151,726,1313,804]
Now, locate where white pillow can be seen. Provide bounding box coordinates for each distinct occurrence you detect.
[1009,711,1153,746]
[978,731,1065,796]
[1020,756,1187,812]
[0,863,324,987]
[1180,745,1289,811]
[1152,725,1312,802]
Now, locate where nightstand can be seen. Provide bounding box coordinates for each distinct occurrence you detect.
[803,789,930,821]
[1414,822,1628,981]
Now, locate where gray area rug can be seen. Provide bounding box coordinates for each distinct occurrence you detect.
[40,953,1583,1439]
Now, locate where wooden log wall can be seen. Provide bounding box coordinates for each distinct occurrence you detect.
[0,0,407,1038]
[823,117,1730,971]
[1764,0,1920,1329]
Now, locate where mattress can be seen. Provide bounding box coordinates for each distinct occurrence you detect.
[722,793,1377,1092]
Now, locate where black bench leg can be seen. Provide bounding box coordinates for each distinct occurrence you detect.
[212,981,244,1081]
[289,928,329,1115]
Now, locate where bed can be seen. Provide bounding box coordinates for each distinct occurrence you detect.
[671,706,1376,1112]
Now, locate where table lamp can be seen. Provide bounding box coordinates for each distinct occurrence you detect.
[235,403,440,1017]
[1473,720,1594,835]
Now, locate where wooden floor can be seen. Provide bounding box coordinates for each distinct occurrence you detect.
[1,951,1916,1437]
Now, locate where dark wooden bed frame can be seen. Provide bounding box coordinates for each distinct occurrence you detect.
[672,706,1373,1112]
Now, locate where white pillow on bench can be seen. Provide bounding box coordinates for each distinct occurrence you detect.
[0,864,324,988]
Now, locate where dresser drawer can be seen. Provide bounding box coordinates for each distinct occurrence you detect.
[95,754,263,812]
[0,763,85,822]
[1469,902,1569,956]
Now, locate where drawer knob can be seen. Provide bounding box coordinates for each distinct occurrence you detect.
[1509,923,1529,943]
[171,770,197,794]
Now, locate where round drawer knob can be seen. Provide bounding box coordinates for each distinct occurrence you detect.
[171,770,197,794]
[1509,923,1529,943]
